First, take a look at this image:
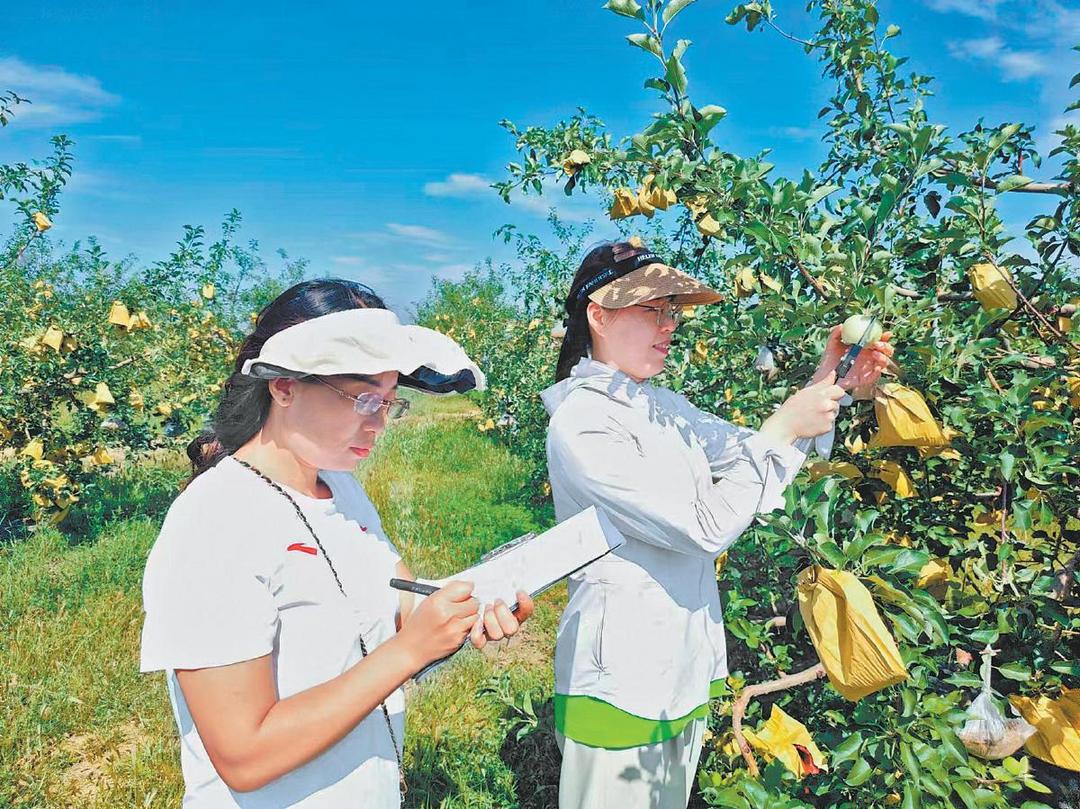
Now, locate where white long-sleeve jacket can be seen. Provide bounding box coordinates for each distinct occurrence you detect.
[542,358,808,744]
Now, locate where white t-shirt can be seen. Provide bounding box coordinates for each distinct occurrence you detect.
[140,456,405,808]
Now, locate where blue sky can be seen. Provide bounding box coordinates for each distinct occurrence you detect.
[2,0,1078,313]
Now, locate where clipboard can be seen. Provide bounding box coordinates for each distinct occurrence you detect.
[411,506,624,681]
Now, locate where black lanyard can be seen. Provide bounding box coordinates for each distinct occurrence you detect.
[232,457,406,804]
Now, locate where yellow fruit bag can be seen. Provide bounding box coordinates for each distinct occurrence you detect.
[969,263,1017,312]
[797,566,908,701]
[1009,688,1080,772]
[743,705,828,778]
[869,383,949,448]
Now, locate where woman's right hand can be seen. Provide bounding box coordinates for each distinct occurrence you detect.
[762,371,847,442]
[395,580,480,667]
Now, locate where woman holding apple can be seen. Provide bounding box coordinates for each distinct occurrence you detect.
[542,241,893,808]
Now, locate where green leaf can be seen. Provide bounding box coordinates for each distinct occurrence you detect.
[996,175,1034,193]
[914,126,933,157]
[603,0,645,20]
[627,33,663,57]
[831,731,864,766]
[901,741,921,786]
[1070,71,1080,88]
[807,183,840,207]
[969,628,1000,645]
[665,52,688,95]
[875,190,896,226]
[1000,449,1016,482]
[885,24,901,38]
[845,756,873,786]
[1023,778,1053,795]
[988,123,1022,152]
[662,0,696,26]
[819,541,846,568]
[902,783,920,809]
[933,720,969,766]
[890,549,931,576]
[953,780,978,809]
[945,671,983,689]
[999,661,1031,681]
[743,221,773,246]
[697,104,727,132]
[844,531,879,561]
[1051,661,1080,676]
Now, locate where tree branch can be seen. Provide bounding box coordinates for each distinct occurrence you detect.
[990,240,1070,338]
[934,162,1075,195]
[1053,549,1080,602]
[890,285,973,302]
[764,18,819,49]
[732,662,827,777]
[793,257,831,300]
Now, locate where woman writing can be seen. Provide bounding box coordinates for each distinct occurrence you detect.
[140,279,534,807]
[542,241,893,808]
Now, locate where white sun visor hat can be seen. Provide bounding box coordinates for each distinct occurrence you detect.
[240,308,486,395]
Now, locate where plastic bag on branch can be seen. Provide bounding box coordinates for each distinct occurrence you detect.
[1010,687,1080,772]
[796,566,908,701]
[958,645,1036,760]
[869,383,949,448]
[743,705,828,779]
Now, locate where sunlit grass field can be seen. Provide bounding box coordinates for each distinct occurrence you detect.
[0,396,565,808]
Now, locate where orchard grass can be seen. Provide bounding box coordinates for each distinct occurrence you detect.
[0,397,564,808]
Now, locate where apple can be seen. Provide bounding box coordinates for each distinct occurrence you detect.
[841,314,883,346]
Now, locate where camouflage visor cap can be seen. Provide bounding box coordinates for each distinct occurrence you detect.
[586,260,723,309]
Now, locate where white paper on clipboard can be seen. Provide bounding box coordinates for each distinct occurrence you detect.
[412,506,624,681]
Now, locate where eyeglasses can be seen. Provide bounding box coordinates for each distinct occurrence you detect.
[311,377,410,419]
[633,301,684,328]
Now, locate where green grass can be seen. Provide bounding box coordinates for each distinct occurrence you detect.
[0,399,564,808]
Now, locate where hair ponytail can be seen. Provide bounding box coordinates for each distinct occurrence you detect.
[185,279,387,484]
[555,309,592,382]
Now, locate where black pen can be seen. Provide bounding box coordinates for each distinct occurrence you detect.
[389,578,440,597]
[389,577,523,614]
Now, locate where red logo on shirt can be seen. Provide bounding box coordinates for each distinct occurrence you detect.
[286,542,318,556]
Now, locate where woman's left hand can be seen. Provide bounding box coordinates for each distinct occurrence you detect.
[469,591,535,649]
[813,324,894,390]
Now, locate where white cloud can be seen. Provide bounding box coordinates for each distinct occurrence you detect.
[768,125,819,142]
[947,36,1048,81]
[997,50,1050,80]
[330,255,365,266]
[1023,1,1080,44]
[948,36,1003,60]
[422,171,595,221]
[385,223,454,246]
[925,0,1004,21]
[63,168,135,201]
[0,56,118,127]
[423,172,493,198]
